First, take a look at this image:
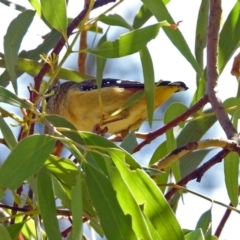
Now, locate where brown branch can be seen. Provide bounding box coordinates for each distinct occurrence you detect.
[206,0,238,140]
[165,149,229,200]
[33,0,116,102]
[133,95,208,153]
[214,202,233,238]
[153,138,238,171]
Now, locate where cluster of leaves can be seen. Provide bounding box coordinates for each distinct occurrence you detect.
[0,0,240,239]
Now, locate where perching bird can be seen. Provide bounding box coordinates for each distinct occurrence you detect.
[45,78,188,137]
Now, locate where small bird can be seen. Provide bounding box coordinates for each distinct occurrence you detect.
[45,78,188,137]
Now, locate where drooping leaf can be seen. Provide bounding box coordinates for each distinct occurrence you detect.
[0,135,55,190]
[37,168,62,240]
[109,149,184,240]
[185,228,205,240]
[85,163,137,240]
[141,0,202,76]
[0,224,12,240]
[98,14,133,29]
[44,155,79,187]
[6,222,25,240]
[3,10,35,93]
[0,86,31,109]
[218,0,240,74]
[40,0,67,38]
[70,173,83,240]
[196,208,212,240]
[139,46,155,126]
[0,116,18,150]
[86,21,171,58]
[224,152,239,207]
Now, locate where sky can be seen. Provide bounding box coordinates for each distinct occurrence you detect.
[0,0,239,239]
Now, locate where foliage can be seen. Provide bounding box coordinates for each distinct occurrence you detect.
[0,0,240,239]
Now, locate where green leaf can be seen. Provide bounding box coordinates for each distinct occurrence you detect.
[110,168,156,239]
[141,0,202,76]
[85,163,137,240]
[40,0,67,38]
[196,208,212,240]
[37,168,62,240]
[185,228,205,240]
[139,47,155,126]
[111,90,145,117]
[133,0,170,29]
[70,173,83,240]
[223,97,240,116]
[86,21,171,58]
[224,152,239,207]
[0,225,12,240]
[6,222,25,240]
[177,111,217,145]
[120,132,138,153]
[0,86,31,109]
[44,155,79,187]
[109,149,184,240]
[0,135,55,190]
[133,4,153,29]
[3,10,35,93]
[218,1,240,74]
[98,14,133,29]
[52,176,71,209]
[0,116,17,150]
[0,58,94,82]
[96,29,108,89]
[164,103,188,180]
[195,0,209,71]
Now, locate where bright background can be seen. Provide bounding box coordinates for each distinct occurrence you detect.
[0,0,239,239]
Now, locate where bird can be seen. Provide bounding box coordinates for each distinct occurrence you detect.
[45,78,188,138]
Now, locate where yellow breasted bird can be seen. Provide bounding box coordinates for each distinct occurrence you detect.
[45,78,188,137]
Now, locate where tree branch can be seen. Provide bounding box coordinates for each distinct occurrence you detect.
[206,0,238,140]
[133,95,208,153]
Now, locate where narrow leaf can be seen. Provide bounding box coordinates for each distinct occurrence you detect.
[85,163,137,240]
[141,0,202,76]
[37,168,62,240]
[70,173,83,240]
[40,0,67,38]
[87,21,171,58]
[0,225,12,240]
[0,116,17,150]
[4,10,35,93]
[139,46,155,126]
[185,228,205,240]
[0,135,55,190]
[109,149,184,240]
[224,152,239,207]
[0,86,31,109]
[219,1,240,74]
[6,222,25,240]
[98,14,133,29]
[44,155,79,187]
[196,208,212,240]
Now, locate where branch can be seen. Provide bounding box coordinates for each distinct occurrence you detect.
[153,138,238,171]
[206,0,238,140]
[133,95,208,152]
[214,202,233,238]
[164,149,229,200]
